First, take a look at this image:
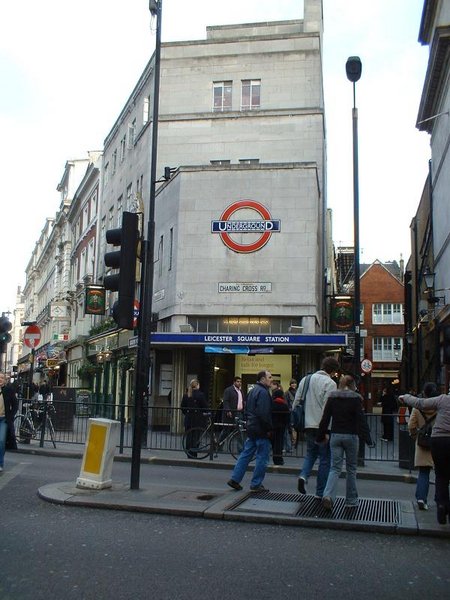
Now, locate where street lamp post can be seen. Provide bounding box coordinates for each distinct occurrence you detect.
[130,0,163,490]
[346,56,362,378]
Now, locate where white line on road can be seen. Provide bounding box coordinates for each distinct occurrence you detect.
[0,462,31,490]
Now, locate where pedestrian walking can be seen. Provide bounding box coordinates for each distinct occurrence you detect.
[380,387,397,442]
[227,370,273,492]
[181,379,208,459]
[271,388,290,465]
[283,379,297,452]
[293,357,339,498]
[399,388,450,525]
[317,374,374,511]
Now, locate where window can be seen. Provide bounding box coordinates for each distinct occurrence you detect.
[128,120,136,148]
[241,79,261,110]
[112,150,117,174]
[373,337,403,361]
[372,303,403,324]
[83,204,89,230]
[117,195,123,224]
[210,160,231,166]
[239,158,260,164]
[120,135,126,162]
[213,81,232,112]
[143,95,151,124]
[137,175,143,198]
[104,162,109,185]
[126,184,133,211]
[158,235,164,277]
[169,227,173,271]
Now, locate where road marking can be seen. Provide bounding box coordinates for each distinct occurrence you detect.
[0,462,30,490]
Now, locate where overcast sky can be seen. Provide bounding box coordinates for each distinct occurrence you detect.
[0,0,431,312]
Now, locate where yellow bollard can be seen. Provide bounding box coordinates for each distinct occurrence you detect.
[76,418,120,489]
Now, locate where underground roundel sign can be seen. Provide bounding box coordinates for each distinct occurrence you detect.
[211,200,281,253]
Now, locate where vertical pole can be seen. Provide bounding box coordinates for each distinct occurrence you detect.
[27,348,35,400]
[352,87,361,380]
[352,83,363,467]
[131,0,162,490]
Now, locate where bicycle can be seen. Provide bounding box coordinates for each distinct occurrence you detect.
[14,398,57,448]
[182,414,249,460]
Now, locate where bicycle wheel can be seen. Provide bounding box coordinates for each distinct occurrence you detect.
[228,429,248,460]
[14,415,34,443]
[182,427,211,459]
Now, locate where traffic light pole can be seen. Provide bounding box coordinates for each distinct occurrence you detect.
[130,0,162,490]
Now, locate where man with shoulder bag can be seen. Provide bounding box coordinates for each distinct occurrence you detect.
[292,357,339,498]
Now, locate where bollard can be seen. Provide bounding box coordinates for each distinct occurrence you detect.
[76,418,120,489]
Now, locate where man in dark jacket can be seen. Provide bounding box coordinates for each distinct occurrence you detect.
[227,370,273,492]
[0,371,19,471]
[222,377,245,422]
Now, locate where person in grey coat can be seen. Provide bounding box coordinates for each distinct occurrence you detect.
[400,389,450,525]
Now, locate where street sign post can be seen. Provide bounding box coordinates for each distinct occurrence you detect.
[24,324,41,349]
[361,358,373,374]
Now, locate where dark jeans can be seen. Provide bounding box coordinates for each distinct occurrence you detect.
[382,415,394,441]
[185,428,203,458]
[272,427,286,465]
[431,437,450,509]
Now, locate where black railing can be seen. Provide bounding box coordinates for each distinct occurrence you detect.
[14,399,414,465]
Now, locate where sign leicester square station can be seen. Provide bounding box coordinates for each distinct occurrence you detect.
[149,332,347,347]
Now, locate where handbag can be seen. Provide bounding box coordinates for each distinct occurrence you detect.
[416,411,436,450]
[292,375,312,432]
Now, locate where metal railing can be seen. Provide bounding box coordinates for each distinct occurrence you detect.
[14,399,414,465]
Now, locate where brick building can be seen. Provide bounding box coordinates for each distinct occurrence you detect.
[359,260,405,408]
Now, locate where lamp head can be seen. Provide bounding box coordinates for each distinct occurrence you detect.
[346,56,362,83]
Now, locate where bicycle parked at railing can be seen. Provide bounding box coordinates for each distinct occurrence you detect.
[14,398,56,448]
[182,413,249,460]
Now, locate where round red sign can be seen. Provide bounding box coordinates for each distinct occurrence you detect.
[213,200,280,254]
[23,324,41,349]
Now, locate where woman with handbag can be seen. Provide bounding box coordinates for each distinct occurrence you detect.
[399,388,450,525]
[408,382,438,511]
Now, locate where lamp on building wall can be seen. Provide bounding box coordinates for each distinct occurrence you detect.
[97,347,112,364]
[423,270,446,305]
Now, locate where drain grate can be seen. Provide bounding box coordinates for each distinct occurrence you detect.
[233,491,402,525]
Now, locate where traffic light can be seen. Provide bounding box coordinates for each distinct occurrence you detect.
[0,315,12,353]
[443,326,450,365]
[104,211,139,329]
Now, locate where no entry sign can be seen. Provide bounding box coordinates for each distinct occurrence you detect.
[23,324,41,349]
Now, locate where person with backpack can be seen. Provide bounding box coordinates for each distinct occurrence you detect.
[399,388,450,525]
[292,357,339,498]
[408,382,438,511]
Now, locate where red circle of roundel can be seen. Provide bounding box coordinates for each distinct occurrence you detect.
[219,200,273,253]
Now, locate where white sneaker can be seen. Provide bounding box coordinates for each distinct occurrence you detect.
[417,500,428,511]
[0,466,3,472]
